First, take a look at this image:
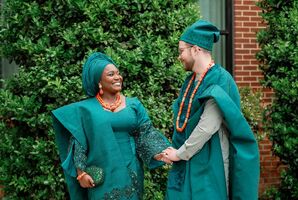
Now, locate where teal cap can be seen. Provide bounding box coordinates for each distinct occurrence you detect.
[180,20,220,51]
[82,52,117,97]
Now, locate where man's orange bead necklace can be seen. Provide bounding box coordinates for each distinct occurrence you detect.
[96,93,122,112]
[176,61,214,133]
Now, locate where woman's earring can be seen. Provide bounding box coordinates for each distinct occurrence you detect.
[99,84,103,95]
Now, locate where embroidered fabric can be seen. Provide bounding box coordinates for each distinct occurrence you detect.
[103,169,141,200]
[71,137,87,171]
[133,121,169,166]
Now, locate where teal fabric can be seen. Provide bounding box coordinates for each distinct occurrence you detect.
[82,52,118,97]
[180,20,220,51]
[52,97,169,200]
[73,137,87,171]
[166,64,260,200]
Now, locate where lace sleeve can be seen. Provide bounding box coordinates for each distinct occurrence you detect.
[134,121,170,167]
[71,137,87,171]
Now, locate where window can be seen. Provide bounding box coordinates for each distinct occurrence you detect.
[199,0,233,75]
[1,0,19,80]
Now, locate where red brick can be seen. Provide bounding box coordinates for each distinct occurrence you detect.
[235,21,243,27]
[243,65,257,70]
[250,15,262,20]
[235,16,250,21]
[243,0,258,6]
[234,65,243,70]
[243,76,257,81]
[235,77,244,82]
[235,71,250,76]
[235,5,250,10]
[235,39,250,44]
[251,60,260,64]
[234,0,243,4]
[265,92,274,98]
[251,27,261,32]
[244,22,258,27]
[236,60,251,65]
[251,71,263,76]
[235,11,243,16]
[236,82,250,87]
[234,32,243,38]
[244,44,258,48]
[237,27,251,32]
[243,11,259,16]
[235,49,251,54]
[243,54,255,59]
[251,6,263,11]
[235,54,244,59]
[243,33,257,38]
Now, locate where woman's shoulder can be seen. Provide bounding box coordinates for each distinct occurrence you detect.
[52,98,96,113]
[125,96,140,103]
[125,96,144,109]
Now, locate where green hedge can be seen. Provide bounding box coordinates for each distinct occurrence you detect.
[0,0,199,199]
[257,0,298,199]
[0,0,265,199]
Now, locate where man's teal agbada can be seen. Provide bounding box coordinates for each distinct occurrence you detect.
[165,20,260,200]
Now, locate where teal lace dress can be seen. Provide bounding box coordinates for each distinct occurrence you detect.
[52,97,169,200]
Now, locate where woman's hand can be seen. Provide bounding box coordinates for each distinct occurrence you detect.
[78,173,95,188]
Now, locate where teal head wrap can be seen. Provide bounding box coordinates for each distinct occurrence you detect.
[180,20,220,51]
[82,52,117,97]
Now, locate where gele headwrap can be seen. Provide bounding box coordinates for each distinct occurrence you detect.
[82,52,117,97]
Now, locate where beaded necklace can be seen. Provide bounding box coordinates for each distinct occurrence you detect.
[96,93,122,112]
[176,61,214,132]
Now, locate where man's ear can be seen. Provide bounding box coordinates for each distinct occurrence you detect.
[193,46,201,55]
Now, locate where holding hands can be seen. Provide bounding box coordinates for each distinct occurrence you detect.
[154,147,181,164]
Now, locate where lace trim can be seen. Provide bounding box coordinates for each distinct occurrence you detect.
[103,169,141,200]
[71,137,87,171]
[133,121,169,166]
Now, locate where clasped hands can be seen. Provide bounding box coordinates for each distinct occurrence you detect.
[154,147,181,164]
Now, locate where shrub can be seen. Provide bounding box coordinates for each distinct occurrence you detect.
[0,0,199,199]
[257,0,298,199]
[239,87,263,138]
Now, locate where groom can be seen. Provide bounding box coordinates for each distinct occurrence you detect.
[162,20,260,200]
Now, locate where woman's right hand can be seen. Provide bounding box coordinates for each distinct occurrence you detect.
[78,174,95,188]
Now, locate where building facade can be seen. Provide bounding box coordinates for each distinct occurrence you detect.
[233,0,282,194]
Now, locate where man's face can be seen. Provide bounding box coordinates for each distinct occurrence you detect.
[178,41,195,71]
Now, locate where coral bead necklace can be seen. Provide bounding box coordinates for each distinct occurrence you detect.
[96,93,122,112]
[176,61,214,132]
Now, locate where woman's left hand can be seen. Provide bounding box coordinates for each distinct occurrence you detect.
[78,174,95,188]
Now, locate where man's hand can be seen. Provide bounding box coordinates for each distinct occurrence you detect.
[162,147,181,162]
[154,152,173,164]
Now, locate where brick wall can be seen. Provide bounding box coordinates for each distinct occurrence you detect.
[233,0,282,195]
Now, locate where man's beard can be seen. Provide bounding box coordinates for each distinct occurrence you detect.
[183,59,194,71]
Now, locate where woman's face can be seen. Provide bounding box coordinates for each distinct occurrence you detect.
[100,64,123,94]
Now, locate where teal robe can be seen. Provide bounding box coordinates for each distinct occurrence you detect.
[52,97,169,200]
[166,65,260,200]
